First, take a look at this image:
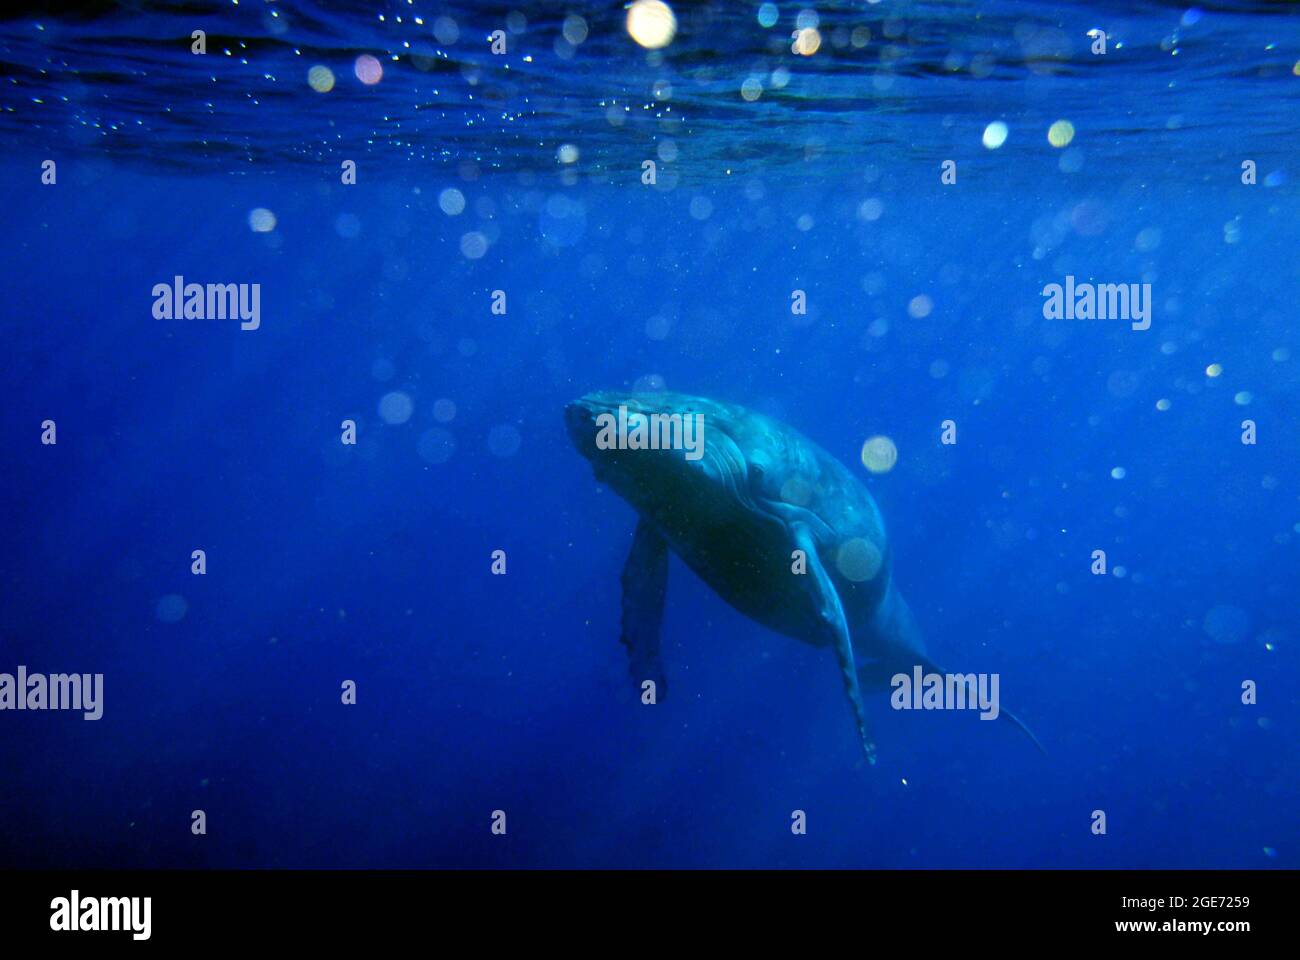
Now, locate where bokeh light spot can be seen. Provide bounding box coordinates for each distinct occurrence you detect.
[626,0,677,49]
[836,538,883,582]
[248,208,276,233]
[982,121,1008,149]
[1047,120,1075,147]
[354,54,382,85]
[307,65,335,92]
[379,391,413,425]
[860,435,898,474]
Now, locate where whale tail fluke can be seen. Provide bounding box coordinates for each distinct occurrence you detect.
[998,706,1048,756]
[859,655,1047,757]
[912,654,1047,757]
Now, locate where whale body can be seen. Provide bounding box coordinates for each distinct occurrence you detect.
[565,390,1042,762]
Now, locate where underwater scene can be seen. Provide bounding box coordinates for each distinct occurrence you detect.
[0,0,1297,870]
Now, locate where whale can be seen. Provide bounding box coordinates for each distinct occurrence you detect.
[565,390,1043,762]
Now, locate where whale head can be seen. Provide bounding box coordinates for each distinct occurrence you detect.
[565,391,758,527]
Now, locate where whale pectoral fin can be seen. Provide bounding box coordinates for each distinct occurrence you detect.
[793,524,876,764]
[856,659,901,694]
[620,518,669,700]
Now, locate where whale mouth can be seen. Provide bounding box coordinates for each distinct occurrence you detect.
[565,391,760,536]
[564,397,604,455]
[563,400,589,434]
[565,391,725,487]
[565,392,629,448]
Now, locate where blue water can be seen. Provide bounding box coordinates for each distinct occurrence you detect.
[1,1,1297,869]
